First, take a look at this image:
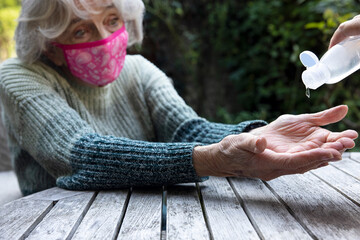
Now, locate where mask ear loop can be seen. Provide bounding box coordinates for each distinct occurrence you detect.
[42,42,67,67]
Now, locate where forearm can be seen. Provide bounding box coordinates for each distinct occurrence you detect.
[57,133,206,190]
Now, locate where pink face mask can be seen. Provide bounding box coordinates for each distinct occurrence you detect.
[53,26,128,86]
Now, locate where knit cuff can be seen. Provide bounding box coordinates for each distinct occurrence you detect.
[172,118,267,144]
[241,120,268,132]
[56,133,206,191]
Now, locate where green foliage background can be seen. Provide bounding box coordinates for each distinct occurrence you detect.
[1,0,360,148]
[0,0,20,60]
[137,0,360,149]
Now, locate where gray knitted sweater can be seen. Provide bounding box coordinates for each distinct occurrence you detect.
[0,55,266,196]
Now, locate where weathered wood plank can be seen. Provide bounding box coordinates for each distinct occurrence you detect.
[71,190,130,240]
[0,198,54,240]
[24,187,86,201]
[117,188,162,240]
[350,152,360,162]
[341,152,351,158]
[199,177,259,240]
[229,177,312,240]
[311,163,360,204]
[26,192,96,240]
[167,183,209,240]
[330,157,360,179]
[267,172,360,239]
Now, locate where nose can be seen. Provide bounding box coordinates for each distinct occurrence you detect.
[98,28,111,39]
[93,25,112,41]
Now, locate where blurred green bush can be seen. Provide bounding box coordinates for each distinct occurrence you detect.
[138,0,360,149]
[0,0,20,61]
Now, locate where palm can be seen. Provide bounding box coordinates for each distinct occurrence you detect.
[261,115,330,153]
[254,106,357,154]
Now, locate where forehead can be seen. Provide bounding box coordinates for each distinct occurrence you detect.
[71,0,116,15]
[74,0,114,9]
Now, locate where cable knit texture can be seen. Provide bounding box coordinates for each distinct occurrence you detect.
[0,55,266,195]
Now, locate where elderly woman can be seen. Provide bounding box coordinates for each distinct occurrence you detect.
[0,0,357,196]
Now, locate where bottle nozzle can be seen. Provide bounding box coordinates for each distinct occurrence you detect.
[300,51,330,90]
[300,51,319,68]
[301,63,331,90]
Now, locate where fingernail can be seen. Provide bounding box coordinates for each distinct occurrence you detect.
[321,154,333,161]
[328,155,342,161]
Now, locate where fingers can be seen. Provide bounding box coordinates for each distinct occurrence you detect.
[303,105,348,126]
[263,161,330,181]
[261,148,341,170]
[329,16,360,48]
[232,145,342,181]
[324,137,356,150]
[327,130,358,141]
[322,130,358,150]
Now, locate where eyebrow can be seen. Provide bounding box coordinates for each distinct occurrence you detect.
[69,18,83,26]
[69,4,117,26]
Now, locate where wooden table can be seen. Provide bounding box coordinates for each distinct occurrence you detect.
[1,152,360,240]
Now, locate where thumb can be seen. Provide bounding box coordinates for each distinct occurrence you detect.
[254,137,267,153]
[235,133,267,153]
[304,105,348,126]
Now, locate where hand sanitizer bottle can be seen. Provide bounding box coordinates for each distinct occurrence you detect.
[299,36,360,91]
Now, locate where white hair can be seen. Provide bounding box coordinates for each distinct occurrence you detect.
[15,0,145,63]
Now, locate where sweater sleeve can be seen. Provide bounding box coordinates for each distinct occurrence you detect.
[136,56,267,144]
[0,59,204,191]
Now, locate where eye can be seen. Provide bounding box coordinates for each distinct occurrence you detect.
[74,29,86,38]
[106,15,122,31]
[72,24,93,42]
[109,17,119,27]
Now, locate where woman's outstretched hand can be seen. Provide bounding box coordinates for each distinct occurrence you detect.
[193,105,358,181]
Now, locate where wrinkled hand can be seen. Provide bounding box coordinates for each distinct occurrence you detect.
[250,105,357,153]
[193,105,358,181]
[329,15,360,48]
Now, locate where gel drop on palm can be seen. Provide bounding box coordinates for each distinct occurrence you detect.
[300,36,360,92]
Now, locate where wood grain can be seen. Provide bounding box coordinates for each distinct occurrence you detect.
[2,155,360,239]
[350,152,360,162]
[117,188,162,240]
[200,177,259,240]
[267,172,360,239]
[24,187,87,201]
[26,192,96,240]
[230,177,312,240]
[71,190,130,240]
[312,160,360,204]
[167,183,209,240]
[0,198,54,239]
[330,155,360,179]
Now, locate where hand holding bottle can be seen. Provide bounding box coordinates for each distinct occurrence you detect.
[300,15,360,91]
[329,15,360,48]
